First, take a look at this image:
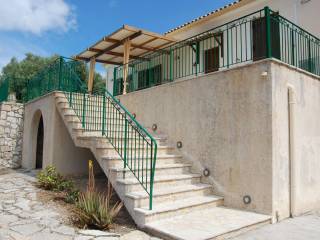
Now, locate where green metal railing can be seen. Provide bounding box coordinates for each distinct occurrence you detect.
[270,10,320,75]
[0,78,9,103]
[26,56,158,210]
[114,6,320,95]
[26,57,84,101]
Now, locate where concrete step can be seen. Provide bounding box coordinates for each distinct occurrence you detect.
[144,207,271,240]
[116,174,201,193]
[126,183,213,208]
[101,155,181,168]
[135,195,224,224]
[77,134,167,146]
[95,144,175,155]
[109,163,192,178]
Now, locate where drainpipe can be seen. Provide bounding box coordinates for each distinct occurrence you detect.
[288,86,296,217]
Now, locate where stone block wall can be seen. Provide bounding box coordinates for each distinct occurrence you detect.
[0,102,24,168]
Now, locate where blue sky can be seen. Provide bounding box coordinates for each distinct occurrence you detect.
[0,0,234,74]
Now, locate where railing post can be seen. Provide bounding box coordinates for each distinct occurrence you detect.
[113,68,117,95]
[58,57,63,90]
[291,29,295,66]
[82,93,86,129]
[265,6,272,58]
[102,95,106,135]
[308,37,312,72]
[123,117,128,169]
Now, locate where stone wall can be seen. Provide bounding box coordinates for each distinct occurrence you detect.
[0,102,24,168]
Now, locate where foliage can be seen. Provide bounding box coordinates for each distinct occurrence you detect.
[65,188,80,204]
[37,166,79,203]
[75,160,123,230]
[0,53,106,101]
[37,165,65,191]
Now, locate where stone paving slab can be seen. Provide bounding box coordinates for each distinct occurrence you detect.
[0,168,161,240]
[232,212,320,240]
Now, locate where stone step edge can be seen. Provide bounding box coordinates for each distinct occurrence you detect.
[126,183,212,200]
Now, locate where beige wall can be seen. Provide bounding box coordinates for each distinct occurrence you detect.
[22,93,96,176]
[271,61,320,219]
[118,59,320,220]
[119,61,274,216]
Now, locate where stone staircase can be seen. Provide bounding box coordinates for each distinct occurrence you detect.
[54,92,271,240]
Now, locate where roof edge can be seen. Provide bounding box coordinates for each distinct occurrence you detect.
[164,0,255,36]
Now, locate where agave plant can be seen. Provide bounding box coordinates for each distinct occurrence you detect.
[76,160,123,229]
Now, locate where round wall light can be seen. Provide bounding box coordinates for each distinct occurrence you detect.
[243,195,252,205]
[152,124,157,131]
[176,141,183,149]
[203,168,210,177]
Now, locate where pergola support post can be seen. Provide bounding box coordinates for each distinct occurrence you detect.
[123,39,131,95]
[88,58,96,94]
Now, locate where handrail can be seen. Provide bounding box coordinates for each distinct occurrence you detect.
[61,59,158,210]
[25,56,158,210]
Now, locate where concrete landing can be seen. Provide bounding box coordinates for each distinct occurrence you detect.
[145,207,271,240]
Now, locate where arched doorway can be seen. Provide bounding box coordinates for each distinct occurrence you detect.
[35,116,44,169]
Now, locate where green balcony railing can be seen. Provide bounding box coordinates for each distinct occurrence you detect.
[25,57,85,102]
[26,56,158,210]
[114,6,320,96]
[0,78,9,103]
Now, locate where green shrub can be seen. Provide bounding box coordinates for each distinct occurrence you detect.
[37,166,65,191]
[65,188,80,204]
[37,166,79,203]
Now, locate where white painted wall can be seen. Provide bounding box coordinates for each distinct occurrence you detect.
[121,0,319,93]
[168,0,320,40]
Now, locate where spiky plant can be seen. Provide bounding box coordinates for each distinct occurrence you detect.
[76,160,123,229]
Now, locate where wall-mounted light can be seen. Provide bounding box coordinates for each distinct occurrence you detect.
[243,195,252,205]
[176,141,183,149]
[203,168,210,177]
[152,124,157,131]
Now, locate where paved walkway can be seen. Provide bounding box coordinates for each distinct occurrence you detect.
[0,168,160,240]
[233,212,320,240]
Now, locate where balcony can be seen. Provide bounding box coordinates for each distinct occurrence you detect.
[113,7,320,96]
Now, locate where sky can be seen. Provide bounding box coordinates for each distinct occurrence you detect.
[0,0,235,74]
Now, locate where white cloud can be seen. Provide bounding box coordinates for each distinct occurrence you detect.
[0,0,76,34]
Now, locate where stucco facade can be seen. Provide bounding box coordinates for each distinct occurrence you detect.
[118,59,320,221]
[22,93,98,175]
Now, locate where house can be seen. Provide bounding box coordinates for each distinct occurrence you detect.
[7,0,319,239]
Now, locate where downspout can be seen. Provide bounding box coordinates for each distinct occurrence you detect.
[288,86,296,217]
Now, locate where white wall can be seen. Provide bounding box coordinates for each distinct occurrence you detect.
[122,0,319,93]
[168,0,320,40]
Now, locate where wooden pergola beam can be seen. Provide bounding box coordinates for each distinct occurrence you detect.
[75,56,122,65]
[94,31,143,59]
[103,38,159,53]
[87,48,147,61]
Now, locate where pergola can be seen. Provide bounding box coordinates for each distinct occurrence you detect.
[74,25,177,94]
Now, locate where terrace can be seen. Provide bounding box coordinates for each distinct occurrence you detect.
[109,7,320,96]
